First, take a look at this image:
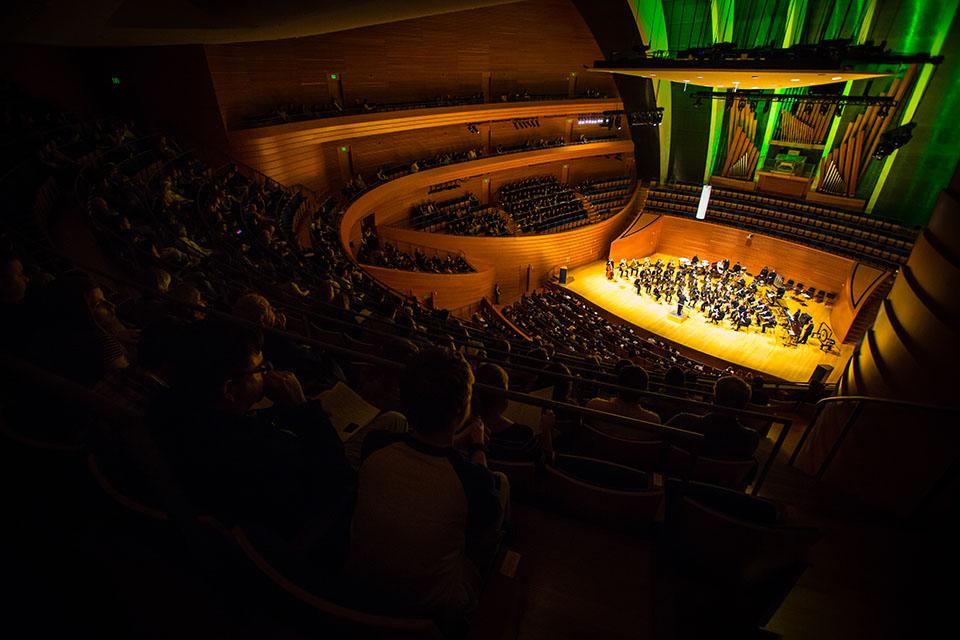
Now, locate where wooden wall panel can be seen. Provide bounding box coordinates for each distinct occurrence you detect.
[227,99,624,194]
[362,264,497,314]
[205,0,617,130]
[652,216,855,295]
[608,214,663,261]
[379,202,634,304]
[829,263,891,343]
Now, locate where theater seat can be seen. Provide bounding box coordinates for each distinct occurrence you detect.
[662,446,756,489]
[575,421,664,471]
[542,454,664,530]
[663,481,821,631]
[230,527,445,639]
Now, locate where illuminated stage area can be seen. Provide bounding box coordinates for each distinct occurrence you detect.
[562,254,852,383]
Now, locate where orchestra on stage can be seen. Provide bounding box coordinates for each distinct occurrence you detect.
[605,255,819,346]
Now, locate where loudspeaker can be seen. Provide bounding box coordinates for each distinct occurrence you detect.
[558,266,568,284]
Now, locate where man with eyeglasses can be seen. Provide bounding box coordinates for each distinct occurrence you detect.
[151,319,354,555]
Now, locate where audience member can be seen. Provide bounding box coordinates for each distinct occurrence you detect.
[151,320,354,541]
[472,363,552,461]
[667,375,760,461]
[347,349,508,628]
[585,365,661,439]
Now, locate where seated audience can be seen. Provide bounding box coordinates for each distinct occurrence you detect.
[472,363,552,462]
[585,365,661,439]
[24,275,129,386]
[94,318,183,413]
[0,244,30,343]
[347,348,508,628]
[151,320,354,540]
[233,292,345,391]
[667,375,760,461]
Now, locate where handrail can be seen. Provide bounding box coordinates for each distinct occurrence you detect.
[63,246,787,429]
[788,394,960,471]
[236,93,614,131]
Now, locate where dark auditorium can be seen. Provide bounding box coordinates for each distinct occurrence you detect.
[3,0,960,638]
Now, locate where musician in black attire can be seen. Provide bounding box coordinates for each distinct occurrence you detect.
[799,321,814,344]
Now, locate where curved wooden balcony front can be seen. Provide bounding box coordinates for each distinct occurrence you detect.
[340,141,639,311]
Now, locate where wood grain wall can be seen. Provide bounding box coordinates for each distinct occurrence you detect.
[205,0,617,130]
[608,213,663,261]
[604,212,856,295]
[227,99,623,193]
[362,263,497,313]
[829,263,891,343]
[651,216,855,295]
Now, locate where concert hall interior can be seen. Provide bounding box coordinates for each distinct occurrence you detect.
[2,1,959,638]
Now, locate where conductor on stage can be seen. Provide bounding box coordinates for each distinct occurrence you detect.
[676,291,687,317]
[799,321,814,344]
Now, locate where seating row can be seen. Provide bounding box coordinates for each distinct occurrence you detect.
[646,200,906,268]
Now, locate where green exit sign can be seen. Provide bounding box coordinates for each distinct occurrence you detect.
[330,73,338,79]
[111,76,121,85]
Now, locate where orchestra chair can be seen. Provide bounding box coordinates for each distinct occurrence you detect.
[662,478,822,633]
[542,454,664,531]
[575,420,665,471]
[662,445,755,490]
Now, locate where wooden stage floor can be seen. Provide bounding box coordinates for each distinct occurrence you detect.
[562,255,852,383]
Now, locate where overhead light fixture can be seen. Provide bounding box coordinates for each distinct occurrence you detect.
[790,78,800,82]
[832,76,843,80]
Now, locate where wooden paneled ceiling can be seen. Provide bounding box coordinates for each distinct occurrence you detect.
[0,0,519,46]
